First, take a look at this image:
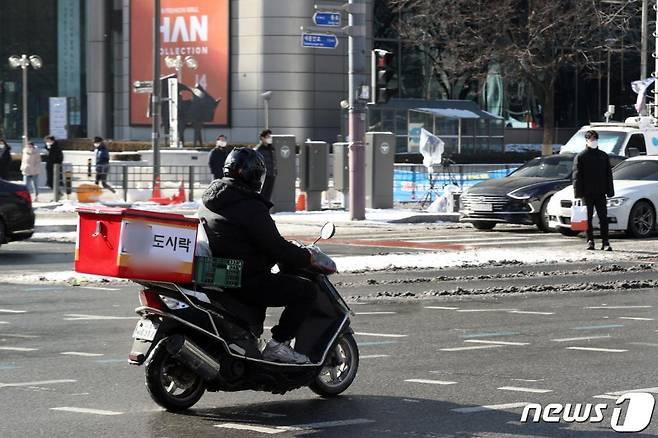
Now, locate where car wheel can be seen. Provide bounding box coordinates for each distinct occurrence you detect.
[627,200,655,239]
[535,196,553,233]
[471,221,496,230]
[558,227,579,237]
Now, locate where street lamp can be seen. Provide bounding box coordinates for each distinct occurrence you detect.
[164,55,198,82]
[261,91,272,129]
[8,54,42,148]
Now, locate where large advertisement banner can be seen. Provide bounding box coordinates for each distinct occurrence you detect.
[130,0,229,126]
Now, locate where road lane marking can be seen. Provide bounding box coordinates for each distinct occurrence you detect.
[630,342,658,347]
[498,386,553,394]
[214,418,374,434]
[567,347,627,353]
[51,407,123,416]
[619,317,654,321]
[593,395,619,400]
[425,306,459,310]
[452,402,529,414]
[63,314,137,321]
[0,379,76,388]
[0,333,39,338]
[0,322,9,325]
[61,352,104,357]
[462,332,519,338]
[355,332,407,338]
[572,324,624,330]
[551,335,611,342]
[405,379,457,385]
[0,347,37,352]
[361,355,390,359]
[508,310,555,315]
[586,306,652,309]
[440,345,503,352]
[354,312,396,315]
[464,340,529,346]
[0,309,26,314]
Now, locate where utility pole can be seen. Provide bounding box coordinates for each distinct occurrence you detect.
[347,0,366,220]
[152,0,161,185]
[642,0,648,82]
[654,0,658,120]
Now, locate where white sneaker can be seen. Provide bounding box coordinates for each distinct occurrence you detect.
[262,339,310,364]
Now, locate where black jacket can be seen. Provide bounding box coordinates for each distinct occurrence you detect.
[208,146,230,179]
[46,141,63,167]
[573,147,615,199]
[198,178,310,283]
[255,143,277,177]
[0,144,11,179]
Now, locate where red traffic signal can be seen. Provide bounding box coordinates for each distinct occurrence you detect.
[372,49,397,104]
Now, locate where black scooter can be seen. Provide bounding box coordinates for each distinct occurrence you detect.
[128,223,359,411]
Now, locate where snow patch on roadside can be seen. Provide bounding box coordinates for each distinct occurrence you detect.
[31,232,77,243]
[0,270,124,285]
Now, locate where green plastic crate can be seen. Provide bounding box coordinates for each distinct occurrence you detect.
[193,256,243,288]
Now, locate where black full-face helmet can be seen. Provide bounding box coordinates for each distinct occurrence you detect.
[223,147,267,192]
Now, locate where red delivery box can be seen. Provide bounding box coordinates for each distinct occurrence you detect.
[75,207,199,283]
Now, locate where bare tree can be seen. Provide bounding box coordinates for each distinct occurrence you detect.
[387,0,639,155]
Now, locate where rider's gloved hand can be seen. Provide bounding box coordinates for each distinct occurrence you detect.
[308,245,337,274]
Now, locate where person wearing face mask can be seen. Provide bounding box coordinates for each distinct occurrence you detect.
[44,135,63,192]
[20,142,41,200]
[209,134,231,180]
[93,136,116,193]
[573,130,615,251]
[255,129,277,203]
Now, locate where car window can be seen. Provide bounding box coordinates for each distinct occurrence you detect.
[626,134,647,156]
[613,160,658,181]
[610,155,626,168]
[509,156,574,179]
[562,130,627,155]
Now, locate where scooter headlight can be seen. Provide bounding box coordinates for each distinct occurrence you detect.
[607,197,628,208]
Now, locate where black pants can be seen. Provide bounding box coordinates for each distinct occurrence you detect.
[46,164,63,190]
[585,194,609,243]
[235,273,317,342]
[261,176,276,203]
[95,172,116,193]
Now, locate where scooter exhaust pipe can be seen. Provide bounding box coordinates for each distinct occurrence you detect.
[166,335,220,381]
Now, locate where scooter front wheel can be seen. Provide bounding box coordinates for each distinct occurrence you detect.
[309,332,359,397]
[145,338,206,411]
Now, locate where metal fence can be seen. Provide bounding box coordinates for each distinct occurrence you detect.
[394,163,521,203]
[53,163,214,203]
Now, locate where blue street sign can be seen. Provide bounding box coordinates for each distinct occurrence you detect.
[313,11,341,27]
[301,33,339,49]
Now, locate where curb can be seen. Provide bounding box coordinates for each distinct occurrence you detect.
[388,214,460,224]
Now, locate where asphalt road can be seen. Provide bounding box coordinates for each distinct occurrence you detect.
[2,259,658,436]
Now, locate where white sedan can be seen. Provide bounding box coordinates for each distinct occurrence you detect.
[547,156,658,238]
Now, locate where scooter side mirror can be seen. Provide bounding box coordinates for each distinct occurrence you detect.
[320,222,336,240]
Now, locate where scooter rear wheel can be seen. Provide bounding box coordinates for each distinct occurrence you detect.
[145,338,206,411]
[309,332,359,398]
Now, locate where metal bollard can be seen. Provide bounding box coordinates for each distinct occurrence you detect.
[122,166,129,202]
[53,164,61,202]
[188,166,195,202]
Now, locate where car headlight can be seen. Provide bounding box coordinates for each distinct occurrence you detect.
[607,197,628,208]
[507,188,531,200]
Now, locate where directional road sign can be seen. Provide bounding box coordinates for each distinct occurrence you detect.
[301,33,339,49]
[313,11,341,27]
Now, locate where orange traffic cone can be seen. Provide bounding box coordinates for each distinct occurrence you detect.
[152,176,162,199]
[170,179,186,204]
[296,192,306,211]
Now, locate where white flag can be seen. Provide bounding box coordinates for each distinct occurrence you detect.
[419,128,444,168]
[631,77,656,114]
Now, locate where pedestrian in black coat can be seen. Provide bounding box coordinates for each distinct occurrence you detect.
[45,135,63,190]
[208,134,231,180]
[255,129,277,202]
[0,139,11,180]
[573,130,615,251]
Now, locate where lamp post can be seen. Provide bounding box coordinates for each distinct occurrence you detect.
[261,91,272,129]
[8,54,42,148]
[164,55,198,82]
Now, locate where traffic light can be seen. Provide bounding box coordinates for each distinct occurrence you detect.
[372,49,397,104]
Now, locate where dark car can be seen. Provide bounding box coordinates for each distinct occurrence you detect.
[459,153,626,231]
[0,179,35,247]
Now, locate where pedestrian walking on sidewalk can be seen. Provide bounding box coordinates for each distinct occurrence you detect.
[45,135,63,191]
[209,134,231,180]
[20,142,40,200]
[93,137,115,193]
[0,139,11,180]
[256,129,276,202]
[573,130,615,251]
